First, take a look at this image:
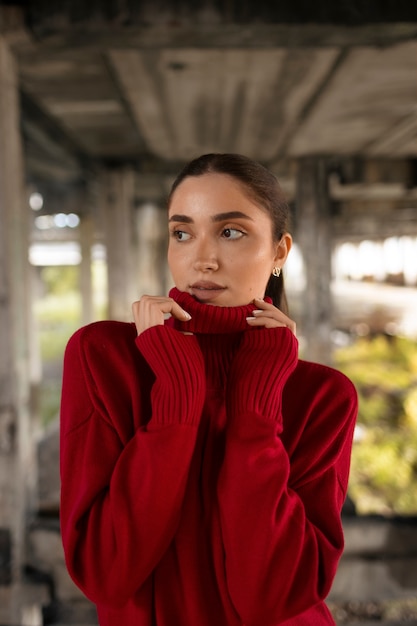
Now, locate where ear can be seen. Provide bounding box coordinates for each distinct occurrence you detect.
[273,233,292,268]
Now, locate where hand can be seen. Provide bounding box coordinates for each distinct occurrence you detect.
[246,298,296,335]
[132,295,191,336]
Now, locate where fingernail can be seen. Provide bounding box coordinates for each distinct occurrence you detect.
[252,310,263,315]
[246,316,256,322]
[183,312,192,320]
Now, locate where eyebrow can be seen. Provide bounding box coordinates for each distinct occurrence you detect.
[169,211,254,223]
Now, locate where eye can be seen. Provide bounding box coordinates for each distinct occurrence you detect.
[222,228,244,240]
[171,229,191,241]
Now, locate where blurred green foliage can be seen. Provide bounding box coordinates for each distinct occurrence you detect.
[35,262,107,427]
[35,290,81,360]
[335,335,417,515]
[35,288,81,426]
[41,265,79,295]
[35,277,82,428]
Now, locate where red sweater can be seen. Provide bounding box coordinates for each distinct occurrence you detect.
[60,288,357,626]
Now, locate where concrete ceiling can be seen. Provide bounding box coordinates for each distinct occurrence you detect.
[2,2,417,190]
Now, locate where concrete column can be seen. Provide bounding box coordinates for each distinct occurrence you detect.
[295,157,333,364]
[79,213,94,326]
[0,36,32,622]
[135,202,169,297]
[102,167,137,321]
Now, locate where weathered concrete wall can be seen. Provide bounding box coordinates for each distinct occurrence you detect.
[0,34,38,625]
[329,516,417,623]
[331,516,417,602]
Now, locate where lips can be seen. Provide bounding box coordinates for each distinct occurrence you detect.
[190,281,226,302]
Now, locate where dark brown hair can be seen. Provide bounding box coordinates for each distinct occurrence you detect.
[168,153,291,313]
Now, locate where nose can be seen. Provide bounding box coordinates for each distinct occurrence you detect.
[193,238,219,272]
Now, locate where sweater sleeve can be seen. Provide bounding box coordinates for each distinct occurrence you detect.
[226,326,298,421]
[60,323,206,608]
[218,328,357,626]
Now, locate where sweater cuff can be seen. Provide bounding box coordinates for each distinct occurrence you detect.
[228,327,298,420]
[136,325,206,425]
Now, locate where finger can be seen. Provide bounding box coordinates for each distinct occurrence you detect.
[252,299,296,333]
[253,308,288,320]
[137,295,190,315]
[250,314,282,327]
[247,316,287,328]
[253,297,277,310]
[136,296,191,319]
[247,310,296,334]
[246,316,297,334]
[253,309,295,326]
[133,296,191,335]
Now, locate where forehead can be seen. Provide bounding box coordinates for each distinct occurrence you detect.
[169,172,264,214]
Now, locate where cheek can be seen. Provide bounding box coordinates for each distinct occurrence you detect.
[251,247,276,269]
[250,251,276,283]
[167,247,182,276]
[229,244,274,283]
[168,242,185,261]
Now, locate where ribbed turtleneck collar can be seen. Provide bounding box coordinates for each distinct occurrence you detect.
[167,287,271,334]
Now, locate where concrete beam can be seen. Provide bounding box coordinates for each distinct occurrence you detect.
[20,88,96,179]
[333,207,417,240]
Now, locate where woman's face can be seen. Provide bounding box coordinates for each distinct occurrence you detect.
[167,173,291,307]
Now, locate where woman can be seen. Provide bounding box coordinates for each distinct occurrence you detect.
[60,153,357,625]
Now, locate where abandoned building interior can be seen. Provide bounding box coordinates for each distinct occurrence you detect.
[0,1,417,624]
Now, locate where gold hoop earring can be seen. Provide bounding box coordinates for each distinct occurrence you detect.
[272,267,281,278]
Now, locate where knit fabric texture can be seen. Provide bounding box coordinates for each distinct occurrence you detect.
[60,289,358,625]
